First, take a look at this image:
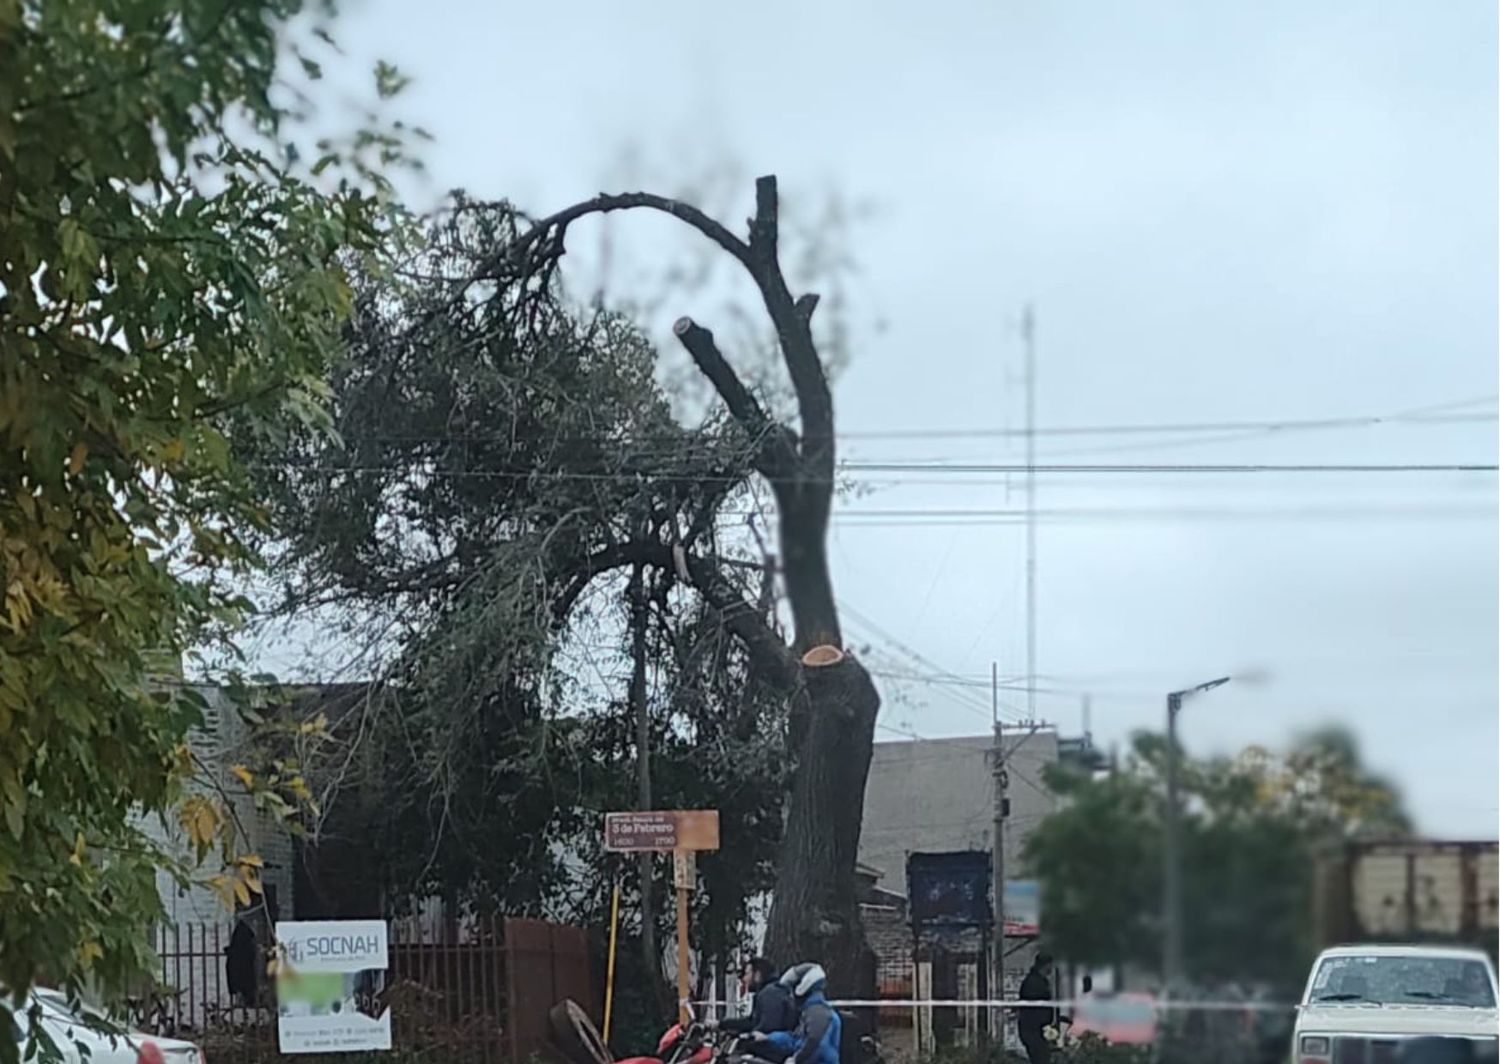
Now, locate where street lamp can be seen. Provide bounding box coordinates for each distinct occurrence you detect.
[1162,675,1231,998]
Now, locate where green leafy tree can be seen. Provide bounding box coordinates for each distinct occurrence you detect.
[1026,728,1410,989]
[0,0,407,1044]
[1024,766,1162,971]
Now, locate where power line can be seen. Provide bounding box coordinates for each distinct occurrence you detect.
[333,396,1497,445]
[777,505,1497,520]
[845,410,1494,442]
[884,394,1498,440]
[843,462,1497,475]
[822,501,1500,528]
[250,460,1499,484]
[842,600,1019,721]
[871,667,1150,701]
[874,668,1032,691]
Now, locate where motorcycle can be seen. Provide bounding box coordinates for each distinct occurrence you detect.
[549,1001,758,1064]
[614,1015,717,1064]
[636,1017,881,1064]
[548,1000,883,1064]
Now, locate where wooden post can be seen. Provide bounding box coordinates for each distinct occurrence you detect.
[603,884,621,1042]
[674,850,693,1025]
[602,811,717,1027]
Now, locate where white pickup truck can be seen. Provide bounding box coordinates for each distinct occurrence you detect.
[1293,945,1499,1063]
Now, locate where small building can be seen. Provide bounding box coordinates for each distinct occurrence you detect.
[858,729,1062,893]
[856,728,1107,1052]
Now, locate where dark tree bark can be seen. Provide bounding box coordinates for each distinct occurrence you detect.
[511,175,881,996]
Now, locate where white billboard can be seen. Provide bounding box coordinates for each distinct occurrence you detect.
[275,920,392,1054]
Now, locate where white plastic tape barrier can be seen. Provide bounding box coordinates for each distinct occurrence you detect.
[695,998,1295,1012]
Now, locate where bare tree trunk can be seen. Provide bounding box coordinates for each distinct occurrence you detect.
[763,501,880,993]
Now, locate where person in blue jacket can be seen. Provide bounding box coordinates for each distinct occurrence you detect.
[760,963,841,1064]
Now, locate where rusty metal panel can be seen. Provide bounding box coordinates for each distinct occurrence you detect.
[1476,848,1500,933]
[1352,853,1413,936]
[1344,842,1499,950]
[506,918,558,1063]
[549,923,597,1022]
[1412,852,1465,935]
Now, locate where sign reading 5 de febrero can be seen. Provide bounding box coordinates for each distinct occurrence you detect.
[275,920,391,1055]
[603,810,719,853]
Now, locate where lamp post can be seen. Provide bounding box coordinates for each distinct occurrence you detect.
[1162,675,1231,997]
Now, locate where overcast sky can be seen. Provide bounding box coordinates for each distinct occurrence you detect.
[308,0,1498,836]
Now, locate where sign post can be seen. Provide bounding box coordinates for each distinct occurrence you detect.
[674,858,692,1024]
[605,811,718,1024]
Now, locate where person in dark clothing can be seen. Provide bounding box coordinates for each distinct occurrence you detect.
[719,958,798,1039]
[225,920,259,1006]
[1016,953,1057,1064]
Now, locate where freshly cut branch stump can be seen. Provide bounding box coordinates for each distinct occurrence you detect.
[801,644,845,668]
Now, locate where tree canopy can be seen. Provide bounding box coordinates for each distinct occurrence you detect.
[1026,727,1411,988]
[245,201,793,1032]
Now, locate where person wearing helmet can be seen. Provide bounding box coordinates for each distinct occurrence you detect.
[760,963,841,1064]
[717,957,797,1038]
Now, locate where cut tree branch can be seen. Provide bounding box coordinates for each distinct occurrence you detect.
[672,317,797,479]
[554,540,797,689]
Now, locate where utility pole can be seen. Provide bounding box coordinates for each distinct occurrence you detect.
[990,663,1007,1043]
[629,564,663,1013]
[1162,690,1184,998]
[1022,305,1038,724]
[1162,676,1231,997]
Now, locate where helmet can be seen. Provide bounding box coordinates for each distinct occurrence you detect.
[780,963,828,998]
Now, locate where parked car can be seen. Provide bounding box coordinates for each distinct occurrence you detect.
[1292,944,1499,1063]
[9,989,205,1064]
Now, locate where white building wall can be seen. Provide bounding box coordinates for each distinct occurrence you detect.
[144,684,296,926]
[136,685,298,1025]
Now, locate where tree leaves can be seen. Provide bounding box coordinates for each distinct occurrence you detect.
[0,0,413,1046]
[241,202,785,978]
[1027,731,1411,988]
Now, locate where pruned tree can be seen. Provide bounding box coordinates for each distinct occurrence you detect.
[245,198,795,1024]
[252,175,881,995]
[499,176,883,989]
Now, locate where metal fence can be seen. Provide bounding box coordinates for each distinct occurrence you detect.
[137,915,592,1064]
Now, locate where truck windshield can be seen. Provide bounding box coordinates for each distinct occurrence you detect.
[1311,956,1497,1007]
